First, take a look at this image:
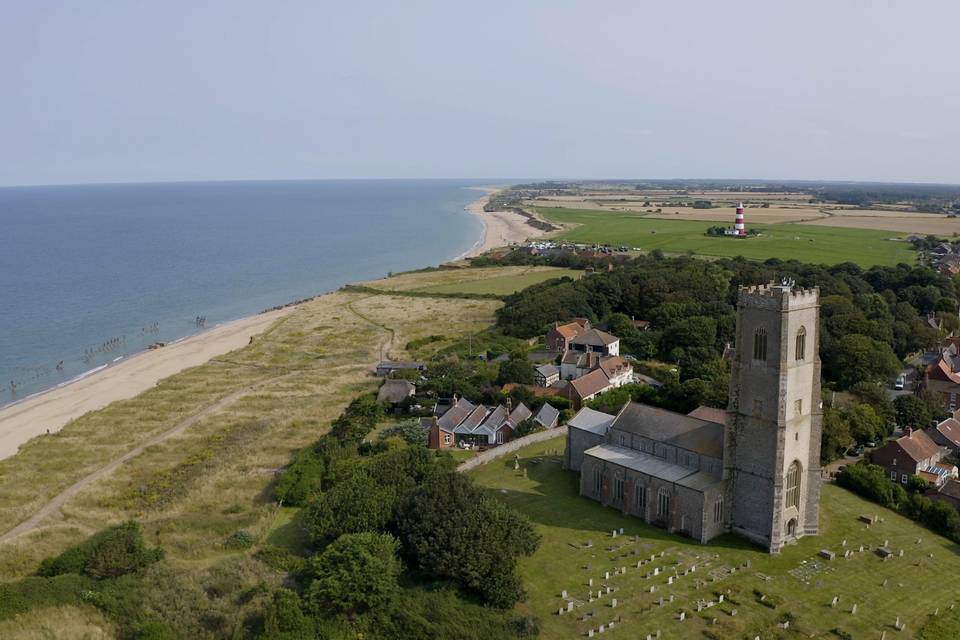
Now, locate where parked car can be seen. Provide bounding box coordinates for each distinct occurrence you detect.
[894,374,906,390]
[865,441,877,448]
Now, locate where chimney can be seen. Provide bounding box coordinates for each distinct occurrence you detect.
[906,426,913,437]
[507,397,513,411]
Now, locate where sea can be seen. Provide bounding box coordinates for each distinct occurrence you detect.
[0,179,486,405]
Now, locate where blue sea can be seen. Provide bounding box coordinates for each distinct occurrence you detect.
[0,179,486,404]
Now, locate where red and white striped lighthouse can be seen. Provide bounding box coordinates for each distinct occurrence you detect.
[734,202,746,236]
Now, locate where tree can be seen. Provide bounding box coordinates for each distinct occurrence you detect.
[262,588,314,639]
[826,334,901,389]
[396,471,540,607]
[496,352,535,386]
[844,404,885,444]
[303,473,397,544]
[894,394,935,428]
[37,521,163,580]
[821,408,854,463]
[305,532,402,617]
[514,418,545,438]
[906,474,929,494]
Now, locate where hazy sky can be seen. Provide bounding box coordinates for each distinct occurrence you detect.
[2,1,958,186]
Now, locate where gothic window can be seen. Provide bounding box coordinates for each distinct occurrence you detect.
[795,326,807,361]
[753,327,767,361]
[657,488,671,518]
[614,476,624,500]
[713,496,723,523]
[785,461,802,510]
[593,468,603,495]
[636,483,647,512]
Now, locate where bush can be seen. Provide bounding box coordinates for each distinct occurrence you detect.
[0,574,93,620]
[224,529,256,550]
[37,521,163,580]
[305,532,402,617]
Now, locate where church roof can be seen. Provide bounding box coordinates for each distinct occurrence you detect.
[611,402,724,459]
[585,444,722,492]
[686,405,727,425]
[567,407,616,435]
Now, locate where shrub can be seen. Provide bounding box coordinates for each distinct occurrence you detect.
[38,521,163,580]
[305,532,402,617]
[224,529,256,550]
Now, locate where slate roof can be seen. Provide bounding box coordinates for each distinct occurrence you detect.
[376,380,415,403]
[533,403,560,429]
[571,328,619,347]
[584,444,722,492]
[455,404,491,433]
[686,405,727,426]
[507,403,532,426]
[938,478,960,500]
[611,401,724,459]
[536,364,560,378]
[567,407,616,435]
[437,397,477,431]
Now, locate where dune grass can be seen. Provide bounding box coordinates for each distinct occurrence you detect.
[538,206,917,267]
[361,265,579,294]
[470,436,960,639]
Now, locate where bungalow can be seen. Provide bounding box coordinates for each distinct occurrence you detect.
[871,428,951,486]
[926,412,960,456]
[427,397,532,449]
[377,379,416,404]
[533,402,561,430]
[534,364,561,387]
[546,318,591,352]
[570,328,620,357]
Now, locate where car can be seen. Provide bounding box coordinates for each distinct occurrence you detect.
[865,441,877,448]
[894,374,906,390]
[852,445,865,456]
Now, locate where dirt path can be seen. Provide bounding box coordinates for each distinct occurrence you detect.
[0,374,291,545]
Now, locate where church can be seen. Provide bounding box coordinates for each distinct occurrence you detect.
[565,281,822,553]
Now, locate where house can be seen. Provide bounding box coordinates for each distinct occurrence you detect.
[931,478,960,511]
[533,402,560,430]
[569,328,620,357]
[375,360,425,377]
[534,364,561,387]
[546,318,591,352]
[633,319,651,331]
[377,379,415,404]
[598,356,634,388]
[427,397,532,449]
[870,427,951,486]
[563,368,613,408]
[922,337,960,410]
[560,351,602,380]
[925,412,960,456]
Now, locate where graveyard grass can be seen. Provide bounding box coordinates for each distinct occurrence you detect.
[536,207,917,268]
[470,436,960,639]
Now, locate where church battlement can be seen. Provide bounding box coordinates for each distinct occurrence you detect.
[738,281,818,310]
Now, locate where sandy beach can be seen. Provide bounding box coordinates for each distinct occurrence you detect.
[0,308,292,460]
[461,186,549,258]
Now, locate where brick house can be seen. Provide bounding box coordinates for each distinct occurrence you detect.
[925,412,960,456]
[426,397,531,449]
[870,428,950,486]
[570,328,620,357]
[546,318,591,352]
[563,368,612,408]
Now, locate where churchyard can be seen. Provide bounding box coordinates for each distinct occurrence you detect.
[470,436,960,639]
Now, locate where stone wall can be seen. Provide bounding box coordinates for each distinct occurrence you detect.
[456,426,567,473]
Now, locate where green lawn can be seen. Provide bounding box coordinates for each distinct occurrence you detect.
[411,268,581,296]
[537,207,917,267]
[470,436,960,639]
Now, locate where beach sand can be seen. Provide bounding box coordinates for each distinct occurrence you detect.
[461,187,549,258]
[0,308,292,460]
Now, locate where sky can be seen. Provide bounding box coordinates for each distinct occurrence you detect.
[1,0,959,186]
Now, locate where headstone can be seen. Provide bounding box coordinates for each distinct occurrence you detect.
[884,539,889,547]
[606,586,612,595]
[731,609,738,617]
[917,537,922,544]
[935,608,940,616]
[819,549,836,560]
[558,608,564,616]
[561,590,568,599]
[619,527,624,535]
[589,578,594,587]
[679,612,685,621]
[611,598,617,608]
[851,604,858,614]
[831,596,839,608]
[599,624,605,634]
[588,630,594,638]
[880,632,886,640]
[842,538,847,547]
[605,571,610,580]
[567,602,574,612]
[612,530,617,538]
[899,549,904,558]
[654,567,660,576]
[659,596,664,607]
[650,585,656,593]
[668,576,674,585]
[609,621,615,629]
[637,560,642,568]
[859,545,864,553]
[669,595,674,603]
[719,594,724,603]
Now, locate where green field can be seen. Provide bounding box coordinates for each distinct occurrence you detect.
[537,207,917,267]
[470,436,960,639]
[411,268,581,295]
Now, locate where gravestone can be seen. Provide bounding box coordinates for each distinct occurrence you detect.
[851,604,857,614]
[719,594,724,603]
[561,590,568,599]
[567,602,574,612]
[679,612,685,621]
[611,598,617,608]
[831,596,839,608]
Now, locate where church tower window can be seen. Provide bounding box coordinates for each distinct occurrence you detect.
[795,326,807,361]
[753,327,767,361]
[785,461,802,510]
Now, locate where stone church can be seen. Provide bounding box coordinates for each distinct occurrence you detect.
[566,281,822,552]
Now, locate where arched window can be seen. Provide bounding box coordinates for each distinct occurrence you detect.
[636,483,647,512]
[657,488,671,518]
[753,327,767,361]
[613,475,625,501]
[593,468,603,496]
[795,326,807,361]
[785,461,802,510]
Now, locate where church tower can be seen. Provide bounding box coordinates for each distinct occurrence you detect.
[724,281,822,552]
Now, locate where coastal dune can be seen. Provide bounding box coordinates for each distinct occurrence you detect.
[0,308,291,460]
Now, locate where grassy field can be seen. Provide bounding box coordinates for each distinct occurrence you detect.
[360,265,580,295]
[0,284,503,589]
[470,436,960,639]
[536,207,917,267]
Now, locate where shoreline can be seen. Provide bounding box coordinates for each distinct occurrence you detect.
[458,186,548,259]
[0,185,517,460]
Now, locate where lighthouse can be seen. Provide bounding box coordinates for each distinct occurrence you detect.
[735,202,746,236]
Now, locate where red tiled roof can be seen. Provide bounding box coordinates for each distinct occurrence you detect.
[933,418,960,448]
[569,368,611,400]
[598,356,632,378]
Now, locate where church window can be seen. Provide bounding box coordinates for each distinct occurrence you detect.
[753,327,767,361]
[614,476,624,500]
[785,461,802,510]
[657,488,671,518]
[795,326,806,360]
[619,433,626,446]
[713,496,723,523]
[794,399,803,416]
[636,483,647,512]
[593,468,603,495]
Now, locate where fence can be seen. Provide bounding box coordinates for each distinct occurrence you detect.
[456,426,567,473]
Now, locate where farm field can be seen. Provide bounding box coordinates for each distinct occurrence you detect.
[803,210,960,236]
[525,200,827,223]
[470,436,960,640]
[360,265,580,295]
[535,206,917,267]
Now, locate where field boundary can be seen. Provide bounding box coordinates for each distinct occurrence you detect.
[457,427,567,473]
